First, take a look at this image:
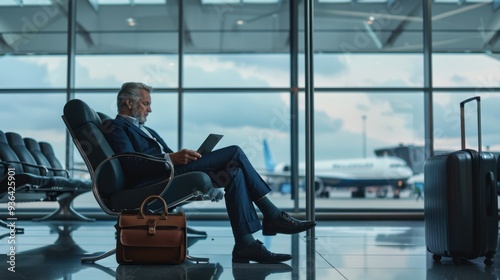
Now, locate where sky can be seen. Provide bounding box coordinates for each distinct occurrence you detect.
[0,52,499,170]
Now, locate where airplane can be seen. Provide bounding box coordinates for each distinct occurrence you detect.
[261,139,414,198]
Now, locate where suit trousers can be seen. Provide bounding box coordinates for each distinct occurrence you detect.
[172,145,271,237]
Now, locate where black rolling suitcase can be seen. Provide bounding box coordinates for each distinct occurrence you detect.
[424,96,498,266]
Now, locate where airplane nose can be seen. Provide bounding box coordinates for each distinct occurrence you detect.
[397,167,413,177]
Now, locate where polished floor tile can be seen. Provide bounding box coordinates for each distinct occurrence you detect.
[0,219,499,279]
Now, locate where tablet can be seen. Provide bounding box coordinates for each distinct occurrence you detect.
[197,133,224,154]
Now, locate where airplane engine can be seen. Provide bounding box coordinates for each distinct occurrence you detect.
[314,177,327,197]
[274,163,290,172]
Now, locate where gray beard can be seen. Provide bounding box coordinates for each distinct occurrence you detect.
[131,106,146,124]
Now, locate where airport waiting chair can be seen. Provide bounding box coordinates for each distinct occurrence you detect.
[97,112,111,122]
[0,131,92,221]
[39,141,68,177]
[62,99,221,263]
[5,132,48,176]
[24,137,68,177]
[23,137,93,221]
[497,155,500,195]
[0,130,42,232]
[38,141,89,177]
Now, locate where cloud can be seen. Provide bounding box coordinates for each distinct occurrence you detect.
[311,129,393,160]
[0,94,65,130]
[451,74,467,84]
[312,54,422,87]
[433,93,500,151]
[0,56,53,88]
[75,60,124,88]
[184,64,269,87]
[368,93,425,135]
[183,93,286,129]
[185,55,289,87]
[433,54,500,87]
[306,54,348,77]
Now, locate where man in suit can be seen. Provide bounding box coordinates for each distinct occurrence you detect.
[103,82,316,264]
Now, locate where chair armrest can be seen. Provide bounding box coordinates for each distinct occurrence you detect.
[45,166,71,178]
[0,159,66,177]
[2,160,49,176]
[92,152,174,215]
[69,168,90,173]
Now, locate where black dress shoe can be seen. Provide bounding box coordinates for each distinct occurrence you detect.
[232,240,292,264]
[262,211,316,236]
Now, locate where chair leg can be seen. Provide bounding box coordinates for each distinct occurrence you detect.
[33,192,95,222]
[81,249,116,263]
[186,253,209,263]
[82,249,209,264]
[0,219,23,233]
[187,226,207,236]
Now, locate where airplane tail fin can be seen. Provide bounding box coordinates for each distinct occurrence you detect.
[263,139,276,172]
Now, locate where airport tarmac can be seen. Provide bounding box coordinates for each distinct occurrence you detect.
[2,188,427,216]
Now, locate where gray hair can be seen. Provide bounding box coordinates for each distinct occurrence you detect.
[117,82,153,113]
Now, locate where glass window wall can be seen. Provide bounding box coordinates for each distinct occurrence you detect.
[1,0,499,216]
[306,92,424,209]
[0,0,68,88]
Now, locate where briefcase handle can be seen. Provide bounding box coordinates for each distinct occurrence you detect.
[138,195,169,220]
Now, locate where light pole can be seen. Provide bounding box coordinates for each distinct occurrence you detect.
[362,115,367,158]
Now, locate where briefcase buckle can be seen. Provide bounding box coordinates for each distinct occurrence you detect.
[148,219,156,235]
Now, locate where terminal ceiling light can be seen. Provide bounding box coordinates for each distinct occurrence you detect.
[0,0,52,6]
[366,16,375,25]
[127,17,136,27]
[367,16,375,25]
[96,0,164,5]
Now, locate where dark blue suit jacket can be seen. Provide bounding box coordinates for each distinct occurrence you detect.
[102,115,174,189]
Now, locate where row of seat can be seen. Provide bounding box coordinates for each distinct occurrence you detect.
[0,130,92,227]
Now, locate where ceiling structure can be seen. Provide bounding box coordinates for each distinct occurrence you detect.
[0,0,498,55]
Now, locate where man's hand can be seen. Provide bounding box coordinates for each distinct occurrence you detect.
[169,149,202,165]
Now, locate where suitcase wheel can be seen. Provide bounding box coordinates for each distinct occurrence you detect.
[432,254,441,262]
[484,258,494,266]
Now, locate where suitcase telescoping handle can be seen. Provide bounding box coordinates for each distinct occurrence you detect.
[460,96,481,153]
[460,97,496,216]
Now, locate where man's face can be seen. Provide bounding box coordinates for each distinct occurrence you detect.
[131,89,152,124]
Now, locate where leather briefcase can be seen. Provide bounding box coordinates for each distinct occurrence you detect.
[115,195,187,265]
